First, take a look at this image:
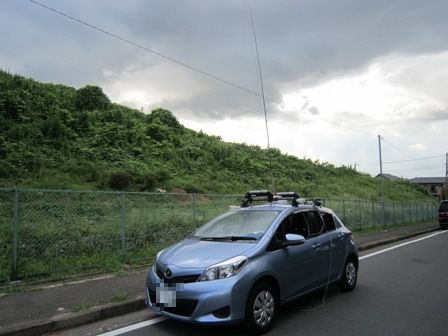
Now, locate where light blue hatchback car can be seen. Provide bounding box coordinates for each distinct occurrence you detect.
[146,191,358,333]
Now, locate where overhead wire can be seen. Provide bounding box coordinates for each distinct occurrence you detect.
[381,138,414,160]
[28,0,275,104]
[28,0,374,139]
[359,154,445,166]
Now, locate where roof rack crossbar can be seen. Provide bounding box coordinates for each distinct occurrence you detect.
[241,190,273,207]
[274,191,301,206]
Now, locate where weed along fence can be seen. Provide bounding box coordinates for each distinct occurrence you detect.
[0,189,438,284]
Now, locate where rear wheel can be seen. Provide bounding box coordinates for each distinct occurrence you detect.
[244,282,277,334]
[339,258,358,292]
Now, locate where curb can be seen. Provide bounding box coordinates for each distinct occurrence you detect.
[357,226,440,251]
[0,226,441,336]
[0,296,147,336]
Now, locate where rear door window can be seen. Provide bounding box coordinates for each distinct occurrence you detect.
[305,211,325,236]
[440,202,448,212]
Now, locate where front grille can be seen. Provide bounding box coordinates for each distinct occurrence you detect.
[164,299,198,317]
[148,289,198,317]
[156,267,201,284]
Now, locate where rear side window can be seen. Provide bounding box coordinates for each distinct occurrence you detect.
[333,215,344,228]
[440,202,448,212]
[321,212,336,231]
[305,211,325,236]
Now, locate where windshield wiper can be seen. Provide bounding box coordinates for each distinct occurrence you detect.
[200,235,257,241]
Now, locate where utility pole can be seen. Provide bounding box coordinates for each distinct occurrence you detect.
[445,152,448,200]
[445,153,447,184]
[378,135,386,226]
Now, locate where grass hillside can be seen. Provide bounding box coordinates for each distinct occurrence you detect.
[0,70,432,200]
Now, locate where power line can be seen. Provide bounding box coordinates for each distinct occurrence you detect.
[28,0,275,104]
[28,0,375,139]
[386,162,444,172]
[359,154,445,166]
[382,138,414,160]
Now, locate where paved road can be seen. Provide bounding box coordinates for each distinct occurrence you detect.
[50,230,448,336]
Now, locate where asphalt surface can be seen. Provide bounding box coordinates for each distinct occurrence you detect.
[48,230,448,336]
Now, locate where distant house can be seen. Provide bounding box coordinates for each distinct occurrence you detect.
[409,177,446,196]
[375,173,402,181]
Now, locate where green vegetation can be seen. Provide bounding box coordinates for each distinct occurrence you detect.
[0,70,432,201]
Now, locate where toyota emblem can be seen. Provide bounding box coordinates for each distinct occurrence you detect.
[164,268,172,278]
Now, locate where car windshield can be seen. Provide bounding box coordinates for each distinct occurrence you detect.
[440,202,448,212]
[193,210,281,241]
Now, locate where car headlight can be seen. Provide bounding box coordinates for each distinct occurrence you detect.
[199,256,248,281]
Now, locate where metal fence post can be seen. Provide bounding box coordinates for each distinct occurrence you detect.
[392,201,396,226]
[401,202,404,225]
[415,202,419,223]
[120,192,126,262]
[358,200,362,232]
[192,194,196,227]
[342,199,346,224]
[12,189,19,281]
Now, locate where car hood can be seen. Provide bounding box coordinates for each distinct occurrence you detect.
[158,238,256,269]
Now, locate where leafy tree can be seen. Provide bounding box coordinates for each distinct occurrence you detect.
[147,108,182,130]
[75,85,111,111]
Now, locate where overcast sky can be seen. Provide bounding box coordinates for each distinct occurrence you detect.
[1,0,447,178]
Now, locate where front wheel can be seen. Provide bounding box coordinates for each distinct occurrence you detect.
[244,282,277,334]
[339,258,358,292]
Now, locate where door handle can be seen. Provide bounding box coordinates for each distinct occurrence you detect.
[312,242,321,249]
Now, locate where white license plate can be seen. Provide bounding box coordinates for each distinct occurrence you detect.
[156,286,176,307]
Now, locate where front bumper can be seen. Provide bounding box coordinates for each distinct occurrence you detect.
[145,266,250,325]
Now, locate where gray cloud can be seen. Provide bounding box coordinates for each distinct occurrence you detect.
[1,0,448,129]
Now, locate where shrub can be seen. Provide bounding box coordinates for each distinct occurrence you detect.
[108,172,134,190]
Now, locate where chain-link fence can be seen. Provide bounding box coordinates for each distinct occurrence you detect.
[322,198,438,231]
[0,189,438,284]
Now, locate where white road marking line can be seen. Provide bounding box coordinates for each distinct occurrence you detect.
[96,316,167,336]
[360,230,448,260]
[97,229,447,335]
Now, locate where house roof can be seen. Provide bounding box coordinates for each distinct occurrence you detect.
[375,173,401,181]
[409,177,446,184]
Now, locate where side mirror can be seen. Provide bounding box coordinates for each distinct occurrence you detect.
[284,234,305,246]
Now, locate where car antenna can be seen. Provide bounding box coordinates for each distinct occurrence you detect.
[247,0,275,193]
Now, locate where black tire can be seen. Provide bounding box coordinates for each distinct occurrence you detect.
[441,224,448,230]
[244,281,278,334]
[339,258,358,292]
